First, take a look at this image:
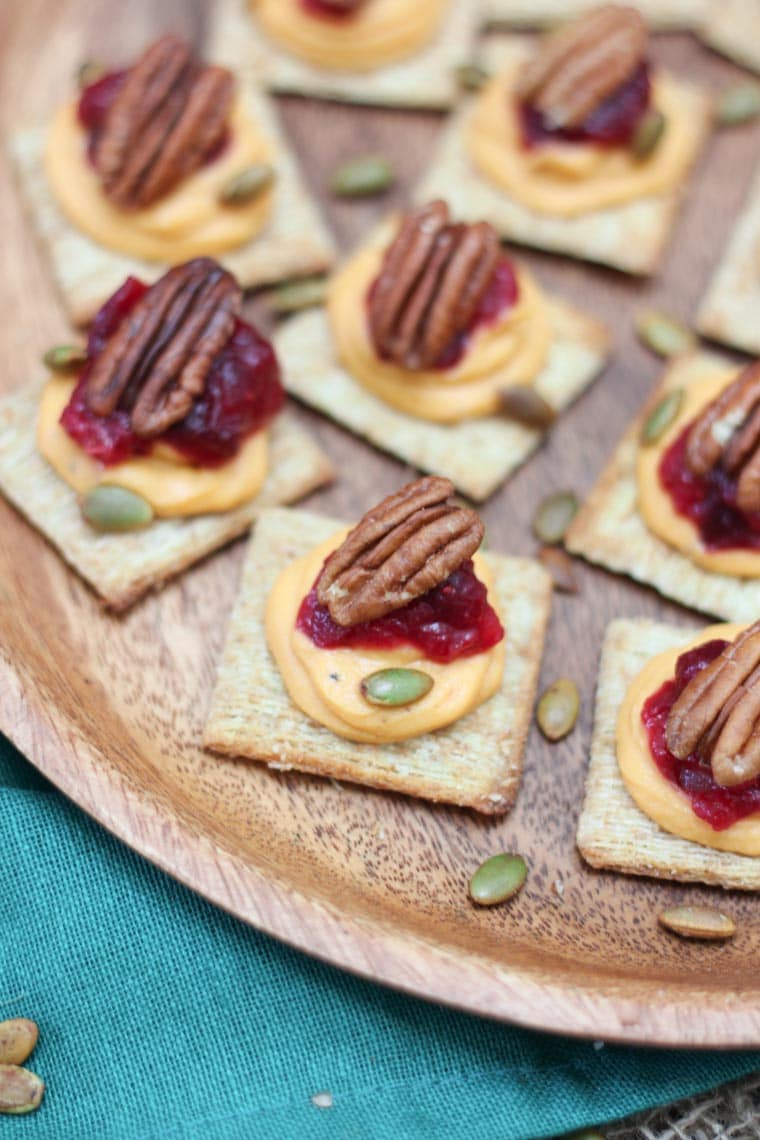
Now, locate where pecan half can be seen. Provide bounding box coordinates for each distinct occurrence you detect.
[666,621,760,787]
[367,201,501,371]
[94,35,234,211]
[516,5,648,128]
[86,258,242,438]
[317,476,485,626]
[685,362,760,513]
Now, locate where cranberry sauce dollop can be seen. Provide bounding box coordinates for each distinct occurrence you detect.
[519,62,651,149]
[297,558,505,665]
[300,0,357,19]
[77,69,230,168]
[642,639,760,830]
[658,424,760,551]
[367,256,519,372]
[60,277,284,468]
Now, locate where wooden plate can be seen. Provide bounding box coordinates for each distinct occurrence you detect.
[2,1,759,1047]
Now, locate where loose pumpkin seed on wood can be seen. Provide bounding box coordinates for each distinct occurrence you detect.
[469,853,527,906]
[631,109,666,160]
[716,83,760,127]
[536,678,580,741]
[330,155,394,198]
[0,1020,38,1067]
[81,485,154,533]
[532,491,578,545]
[640,388,684,445]
[499,386,556,430]
[270,277,328,315]
[538,546,578,593]
[219,163,275,206]
[43,344,88,373]
[360,668,433,708]
[0,1065,45,1115]
[635,311,695,358]
[456,63,490,92]
[658,905,736,941]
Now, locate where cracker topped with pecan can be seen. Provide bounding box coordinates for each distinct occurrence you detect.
[317,476,484,626]
[93,35,234,211]
[666,621,760,787]
[367,201,501,371]
[86,257,242,438]
[685,362,760,515]
[516,4,648,130]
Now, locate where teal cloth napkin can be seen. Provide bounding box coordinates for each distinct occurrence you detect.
[2,737,758,1140]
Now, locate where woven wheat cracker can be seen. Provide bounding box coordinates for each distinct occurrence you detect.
[578,618,760,890]
[204,507,552,812]
[700,0,760,74]
[482,0,709,30]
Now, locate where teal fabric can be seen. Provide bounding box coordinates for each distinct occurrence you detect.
[2,736,758,1140]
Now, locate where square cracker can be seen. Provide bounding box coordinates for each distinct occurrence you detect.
[565,351,760,622]
[275,294,610,503]
[700,0,760,75]
[0,391,334,611]
[9,81,335,327]
[481,0,709,31]
[578,617,760,890]
[204,507,552,813]
[417,38,712,276]
[210,0,478,109]
[697,167,760,356]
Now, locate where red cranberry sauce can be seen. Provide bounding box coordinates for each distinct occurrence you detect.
[658,424,760,551]
[60,277,284,468]
[297,559,505,665]
[299,0,357,20]
[367,256,519,372]
[519,62,651,149]
[642,639,760,830]
[77,69,230,167]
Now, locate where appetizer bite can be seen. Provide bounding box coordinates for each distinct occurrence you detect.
[276,200,610,501]
[418,5,712,274]
[209,0,478,108]
[0,258,332,609]
[11,34,333,325]
[579,618,760,889]
[698,167,760,357]
[567,354,760,619]
[205,477,552,811]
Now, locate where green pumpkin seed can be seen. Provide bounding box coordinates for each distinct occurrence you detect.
[631,109,666,160]
[43,344,88,373]
[532,491,578,545]
[219,163,275,206]
[536,677,580,741]
[717,83,760,127]
[658,905,736,941]
[499,386,556,430]
[77,59,105,89]
[330,155,394,198]
[636,311,695,358]
[640,388,684,445]
[0,1066,44,1115]
[456,63,490,92]
[271,277,328,314]
[360,668,433,708]
[81,485,154,533]
[538,546,578,593]
[469,853,527,907]
[0,1021,38,1068]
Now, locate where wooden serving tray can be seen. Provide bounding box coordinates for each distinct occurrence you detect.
[2,1,759,1046]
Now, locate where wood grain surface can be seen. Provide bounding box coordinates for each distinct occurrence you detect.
[2,0,760,1047]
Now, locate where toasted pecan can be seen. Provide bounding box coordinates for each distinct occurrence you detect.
[86,258,242,438]
[317,476,485,626]
[94,35,234,211]
[685,361,760,513]
[666,621,760,787]
[367,201,501,371]
[516,5,648,129]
